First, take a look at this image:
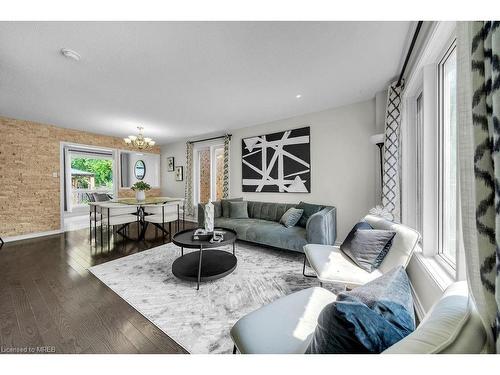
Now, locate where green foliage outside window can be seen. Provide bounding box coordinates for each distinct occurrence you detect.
[71,158,113,188]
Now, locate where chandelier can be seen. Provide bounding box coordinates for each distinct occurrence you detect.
[124,126,156,150]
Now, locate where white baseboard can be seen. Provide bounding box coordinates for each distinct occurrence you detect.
[3,229,64,243]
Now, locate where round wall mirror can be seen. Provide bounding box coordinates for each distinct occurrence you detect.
[134,160,146,180]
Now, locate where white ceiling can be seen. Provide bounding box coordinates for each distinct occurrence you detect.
[0,22,411,144]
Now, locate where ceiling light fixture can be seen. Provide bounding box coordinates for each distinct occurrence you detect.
[124,126,156,150]
[296,94,302,99]
[60,48,81,61]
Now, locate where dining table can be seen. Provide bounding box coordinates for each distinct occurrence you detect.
[89,196,185,244]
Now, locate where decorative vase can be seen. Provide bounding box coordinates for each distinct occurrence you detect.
[204,201,214,232]
[136,190,146,201]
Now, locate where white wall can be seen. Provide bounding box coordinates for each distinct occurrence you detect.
[161,141,188,199]
[162,99,377,241]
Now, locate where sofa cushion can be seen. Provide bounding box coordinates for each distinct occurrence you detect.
[296,202,324,227]
[279,208,304,228]
[340,229,396,273]
[221,197,243,218]
[247,201,297,222]
[306,267,415,354]
[229,201,249,219]
[245,220,307,252]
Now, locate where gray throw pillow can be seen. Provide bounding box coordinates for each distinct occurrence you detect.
[279,208,304,228]
[306,267,415,354]
[93,193,111,202]
[296,202,324,227]
[229,201,249,219]
[222,197,243,217]
[340,228,396,273]
[213,200,222,218]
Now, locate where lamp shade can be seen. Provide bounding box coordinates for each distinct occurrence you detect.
[370,133,385,145]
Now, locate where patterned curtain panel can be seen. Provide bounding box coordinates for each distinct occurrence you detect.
[184,141,194,217]
[382,82,403,222]
[458,21,499,353]
[222,135,231,199]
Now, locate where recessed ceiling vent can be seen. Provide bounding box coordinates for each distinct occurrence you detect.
[60,48,81,61]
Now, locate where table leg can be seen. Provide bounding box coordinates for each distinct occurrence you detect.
[181,246,184,256]
[197,245,203,290]
[94,205,97,246]
[233,242,235,256]
[107,208,110,252]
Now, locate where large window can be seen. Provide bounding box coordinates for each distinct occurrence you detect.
[438,43,457,268]
[195,143,225,205]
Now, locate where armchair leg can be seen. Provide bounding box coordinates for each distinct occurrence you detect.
[302,254,317,278]
[232,345,237,354]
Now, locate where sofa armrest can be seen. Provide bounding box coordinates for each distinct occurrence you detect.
[197,203,205,227]
[306,207,336,245]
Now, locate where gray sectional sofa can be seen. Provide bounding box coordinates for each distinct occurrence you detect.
[197,200,336,252]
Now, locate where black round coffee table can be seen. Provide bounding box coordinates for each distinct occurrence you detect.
[172,228,237,290]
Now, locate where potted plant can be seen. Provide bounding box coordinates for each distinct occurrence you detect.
[131,181,151,201]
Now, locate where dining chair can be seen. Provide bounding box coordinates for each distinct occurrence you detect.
[99,202,140,250]
[88,202,102,245]
[143,202,180,242]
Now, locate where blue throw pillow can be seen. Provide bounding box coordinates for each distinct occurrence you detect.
[279,208,304,228]
[306,267,415,354]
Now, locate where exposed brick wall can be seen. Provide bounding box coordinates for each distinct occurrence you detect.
[198,149,211,204]
[0,116,161,237]
[215,150,224,200]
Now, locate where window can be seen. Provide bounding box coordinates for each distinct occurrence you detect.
[438,42,457,268]
[415,92,424,238]
[64,146,115,213]
[195,143,225,205]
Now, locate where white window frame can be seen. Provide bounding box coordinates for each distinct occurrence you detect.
[437,41,458,270]
[401,21,464,283]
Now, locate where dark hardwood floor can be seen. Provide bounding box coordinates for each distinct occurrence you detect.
[0,221,197,354]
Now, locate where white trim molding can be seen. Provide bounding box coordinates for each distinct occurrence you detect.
[3,229,64,243]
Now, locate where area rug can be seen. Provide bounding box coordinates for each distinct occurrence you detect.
[89,241,340,354]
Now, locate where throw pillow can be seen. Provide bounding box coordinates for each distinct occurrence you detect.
[93,193,111,202]
[279,208,304,228]
[340,229,396,272]
[229,201,249,219]
[296,202,324,227]
[222,197,243,218]
[213,200,222,218]
[306,267,415,354]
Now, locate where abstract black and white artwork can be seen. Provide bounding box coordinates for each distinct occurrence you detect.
[242,127,310,193]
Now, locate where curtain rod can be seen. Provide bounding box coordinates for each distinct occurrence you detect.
[396,21,423,88]
[188,134,232,144]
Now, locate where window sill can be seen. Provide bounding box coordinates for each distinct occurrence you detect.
[412,249,455,292]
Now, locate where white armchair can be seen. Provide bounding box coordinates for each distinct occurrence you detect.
[303,214,420,289]
[100,202,139,250]
[230,281,487,354]
[143,202,180,242]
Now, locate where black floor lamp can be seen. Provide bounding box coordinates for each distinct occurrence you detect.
[370,133,385,192]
